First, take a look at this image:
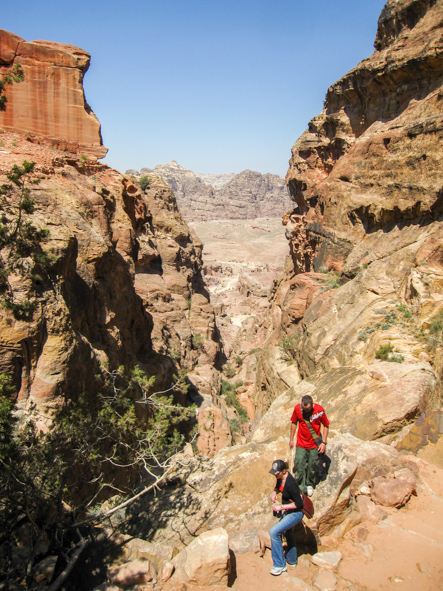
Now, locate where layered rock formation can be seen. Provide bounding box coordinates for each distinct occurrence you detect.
[256,0,443,442]
[0,141,221,419]
[0,29,106,158]
[0,30,231,454]
[127,161,292,222]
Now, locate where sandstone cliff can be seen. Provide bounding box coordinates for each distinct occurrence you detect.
[122,2,443,573]
[128,161,292,222]
[258,0,443,446]
[0,32,233,455]
[0,29,107,158]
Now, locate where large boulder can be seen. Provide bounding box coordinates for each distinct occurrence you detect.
[172,528,230,586]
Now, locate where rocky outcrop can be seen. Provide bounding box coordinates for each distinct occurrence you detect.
[0,29,106,158]
[0,140,222,420]
[258,0,442,437]
[285,0,443,268]
[127,161,292,222]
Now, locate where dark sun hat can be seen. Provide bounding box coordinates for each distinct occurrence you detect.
[269,459,286,475]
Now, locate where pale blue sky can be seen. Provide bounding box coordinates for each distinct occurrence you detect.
[3,0,387,176]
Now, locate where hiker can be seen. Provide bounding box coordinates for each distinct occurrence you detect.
[289,394,329,496]
[268,459,304,576]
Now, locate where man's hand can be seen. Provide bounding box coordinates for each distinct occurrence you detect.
[318,442,326,454]
[270,491,277,502]
[289,439,294,449]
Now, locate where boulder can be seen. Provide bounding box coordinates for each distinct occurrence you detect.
[311,551,342,570]
[228,528,261,554]
[173,528,230,586]
[355,495,388,523]
[369,468,417,508]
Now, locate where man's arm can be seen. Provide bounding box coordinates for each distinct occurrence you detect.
[289,421,297,449]
[318,425,329,454]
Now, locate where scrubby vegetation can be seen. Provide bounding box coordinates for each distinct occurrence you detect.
[0,63,24,111]
[279,334,299,361]
[139,175,151,191]
[0,161,54,318]
[0,366,194,588]
[221,379,248,422]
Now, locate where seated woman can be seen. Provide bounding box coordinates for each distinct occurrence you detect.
[269,459,304,576]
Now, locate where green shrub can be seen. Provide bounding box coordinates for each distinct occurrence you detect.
[376,343,394,360]
[0,161,51,318]
[324,272,340,290]
[221,380,248,421]
[279,334,299,361]
[139,175,151,191]
[192,333,204,349]
[390,353,405,363]
[223,363,236,378]
[0,366,194,586]
[429,312,443,336]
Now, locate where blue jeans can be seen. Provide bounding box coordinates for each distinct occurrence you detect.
[269,511,303,567]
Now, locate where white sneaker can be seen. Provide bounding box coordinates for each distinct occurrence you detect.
[306,486,314,497]
[270,565,287,576]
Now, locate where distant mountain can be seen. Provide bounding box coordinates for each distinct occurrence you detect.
[126,161,293,222]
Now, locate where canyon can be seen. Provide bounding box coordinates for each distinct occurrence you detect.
[0,0,443,590]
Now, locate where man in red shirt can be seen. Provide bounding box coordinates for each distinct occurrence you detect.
[289,394,329,496]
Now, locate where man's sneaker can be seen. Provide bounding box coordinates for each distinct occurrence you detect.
[286,562,297,567]
[270,565,287,576]
[306,485,314,497]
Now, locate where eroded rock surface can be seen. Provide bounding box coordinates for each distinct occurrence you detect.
[258,0,443,438]
[0,29,106,158]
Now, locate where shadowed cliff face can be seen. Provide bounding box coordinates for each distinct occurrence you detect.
[0,134,224,436]
[0,29,107,158]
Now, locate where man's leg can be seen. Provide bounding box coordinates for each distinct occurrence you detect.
[306,447,319,489]
[293,446,309,493]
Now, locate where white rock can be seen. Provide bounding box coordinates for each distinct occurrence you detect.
[182,527,230,586]
[311,551,342,570]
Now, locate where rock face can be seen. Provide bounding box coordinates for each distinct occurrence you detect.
[0,29,106,158]
[285,0,443,271]
[0,24,231,455]
[127,160,292,222]
[259,0,443,440]
[0,140,222,422]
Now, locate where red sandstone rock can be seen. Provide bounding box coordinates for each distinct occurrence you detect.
[369,469,417,508]
[0,29,107,158]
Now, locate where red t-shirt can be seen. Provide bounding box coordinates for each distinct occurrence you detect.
[290,403,330,449]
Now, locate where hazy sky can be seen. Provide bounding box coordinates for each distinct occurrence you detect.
[3,0,387,176]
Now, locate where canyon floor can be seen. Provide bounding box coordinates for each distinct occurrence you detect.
[190,217,288,353]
